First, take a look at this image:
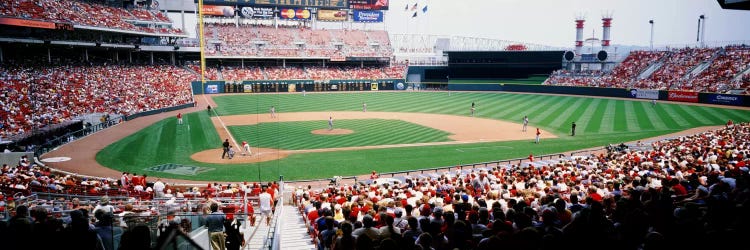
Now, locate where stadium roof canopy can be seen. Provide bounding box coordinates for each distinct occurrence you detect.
[717,0,750,10]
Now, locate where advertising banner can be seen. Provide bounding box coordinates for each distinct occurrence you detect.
[240,7,274,19]
[0,17,55,29]
[349,0,389,10]
[667,90,698,103]
[243,84,253,93]
[706,94,744,106]
[205,85,219,94]
[629,89,659,100]
[196,0,347,9]
[353,10,383,22]
[317,9,348,21]
[202,5,235,17]
[279,8,311,20]
[371,82,378,91]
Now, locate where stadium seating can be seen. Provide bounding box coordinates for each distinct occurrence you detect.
[203,23,393,58]
[0,0,183,35]
[297,122,750,249]
[0,65,194,139]
[545,45,750,93]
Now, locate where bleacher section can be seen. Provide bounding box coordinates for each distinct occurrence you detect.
[545,45,750,94]
[204,24,393,59]
[0,0,183,35]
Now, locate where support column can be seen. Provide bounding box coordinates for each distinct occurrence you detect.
[171,52,175,65]
[84,49,89,62]
[150,52,154,65]
[48,48,51,64]
[0,45,3,64]
[129,51,133,63]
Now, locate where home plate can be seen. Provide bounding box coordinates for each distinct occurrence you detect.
[41,157,72,163]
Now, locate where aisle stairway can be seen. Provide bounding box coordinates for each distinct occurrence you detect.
[278,205,316,250]
[244,214,275,250]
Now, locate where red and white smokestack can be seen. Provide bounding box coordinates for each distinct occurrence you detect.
[575,19,585,55]
[602,17,612,51]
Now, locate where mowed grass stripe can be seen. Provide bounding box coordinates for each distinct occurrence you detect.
[484,94,537,119]
[692,106,728,125]
[522,96,566,123]
[569,98,601,135]
[543,97,585,127]
[549,97,588,129]
[673,105,711,126]
[583,98,608,133]
[596,99,617,133]
[531,97,575,124]
[498,95,551,120]
[652,104,680,128]
[637,101,668,130]
[629,101,655,131]
[613,101,628,131]
[723,108,750,122]
[659,105,690,128]
[623,100,641,131]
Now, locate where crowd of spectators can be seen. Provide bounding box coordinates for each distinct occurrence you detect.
[0,64,195,139]
[203,23,393,58]
[0,0,183,35]
[545,46,750,94]
[190,65,407,82]
[297,122,750,249]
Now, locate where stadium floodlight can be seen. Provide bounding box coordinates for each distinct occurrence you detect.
[649,20,654,51]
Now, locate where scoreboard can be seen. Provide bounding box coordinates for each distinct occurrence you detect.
[196,0,348,9]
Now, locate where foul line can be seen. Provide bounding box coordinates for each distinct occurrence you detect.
[203,95,242,152]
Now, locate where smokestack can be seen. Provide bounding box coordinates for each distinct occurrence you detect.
[601,15,612,52]
[575,17,585,55]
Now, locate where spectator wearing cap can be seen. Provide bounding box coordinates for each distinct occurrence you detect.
[94,196,115,214]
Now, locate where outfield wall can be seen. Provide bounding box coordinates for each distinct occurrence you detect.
[190,79,407,95]
[446,84,749,107]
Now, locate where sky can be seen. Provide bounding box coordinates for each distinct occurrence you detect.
[380,0,750,48]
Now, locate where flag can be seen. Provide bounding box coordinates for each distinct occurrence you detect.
[411,3,418,11]
[412,12,417,18]
[422,5,428,13]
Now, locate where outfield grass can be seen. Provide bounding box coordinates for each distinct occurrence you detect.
[448,75,548,85]
[228,119,452,150]
[97,92,750,181]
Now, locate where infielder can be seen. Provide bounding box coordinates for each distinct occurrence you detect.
[535,128,541,144]
[328,116,334,130]
[522,115,529,132]
[363,102,367,112]
[270,106,276,118]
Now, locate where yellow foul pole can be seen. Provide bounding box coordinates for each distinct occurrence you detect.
[198,0,206,93]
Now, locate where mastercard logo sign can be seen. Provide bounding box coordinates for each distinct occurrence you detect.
[280,9,311,19]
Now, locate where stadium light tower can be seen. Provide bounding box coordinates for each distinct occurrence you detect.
[649,20,654,50]
[698,15,706,47]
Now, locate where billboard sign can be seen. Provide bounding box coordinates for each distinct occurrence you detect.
[202,5,235,17]
[349,0,389,10]
[196,0,347,9]
[317,9,348,21]
[205,85,219,94]
[629,89,659,100]
[352,10,383,22]
[279,8,311,20]
[240,7,274,18]
[706,94,744,106]
[667,90,698,103]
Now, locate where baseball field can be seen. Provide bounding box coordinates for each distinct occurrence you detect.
[95,91,750,182]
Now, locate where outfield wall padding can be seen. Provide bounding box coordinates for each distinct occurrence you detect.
[124,103,196,121]
[191,79,406,94]
[494,84,749,107]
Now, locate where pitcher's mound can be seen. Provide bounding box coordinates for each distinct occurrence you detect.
[311,129,353,135]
